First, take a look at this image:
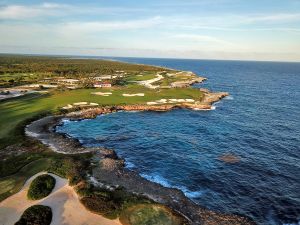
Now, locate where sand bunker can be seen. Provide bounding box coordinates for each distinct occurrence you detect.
[147,98,195,105]
[73,102,88,106]
[0,172,121,225]
[122,93,145,97]
[92,92,112,96]
[62,102,99,109]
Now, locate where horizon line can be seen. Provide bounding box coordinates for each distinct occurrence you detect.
[1,52,300,64]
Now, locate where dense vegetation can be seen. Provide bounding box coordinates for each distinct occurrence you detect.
[0,54,163,87]
[0,55,162,75]
[15,205,52,225]
[27,174,55,200]
[80,186,152,219]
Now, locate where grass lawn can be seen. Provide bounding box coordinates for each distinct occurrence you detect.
[0,158,51,201]
[125,73,158,82]
[119,204,183,225]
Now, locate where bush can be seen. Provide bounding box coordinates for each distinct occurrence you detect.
[15,205,52,225]
[81,196,119,216]
[27,174,55,200]
[47,156,91,186]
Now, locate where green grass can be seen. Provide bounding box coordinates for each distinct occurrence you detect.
[0,158,51,201]
[15,205,52,225]
[125,73,157,82]
[27,174,56,200]
[0,151,45,177]
[119,204,184,225]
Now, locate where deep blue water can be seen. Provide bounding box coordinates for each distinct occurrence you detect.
[57,58,300,225]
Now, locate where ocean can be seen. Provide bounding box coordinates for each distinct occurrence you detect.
[56,58,300,225]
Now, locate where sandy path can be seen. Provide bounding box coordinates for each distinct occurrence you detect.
[138,74,163,89]
[0,172,121,225]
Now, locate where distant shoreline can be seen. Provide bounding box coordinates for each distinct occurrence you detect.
[1,53,300,63]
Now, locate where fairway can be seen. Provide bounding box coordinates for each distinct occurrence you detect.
[0,158,51,201]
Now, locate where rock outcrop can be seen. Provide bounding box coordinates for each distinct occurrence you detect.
[171,77,207,88]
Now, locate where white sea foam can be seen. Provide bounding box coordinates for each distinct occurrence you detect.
[224,95,234,100]
[61,118,71,124]
[125,161,136,169]
[140,173,204,199]
[141,173,171,187]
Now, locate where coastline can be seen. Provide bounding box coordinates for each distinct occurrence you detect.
[25,96,255,225]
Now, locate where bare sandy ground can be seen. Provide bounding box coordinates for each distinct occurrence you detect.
[137,74,163,89]
[0,172,121,225]
[122,93,144,97]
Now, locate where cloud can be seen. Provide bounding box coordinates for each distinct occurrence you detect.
[59,16,162,33]
[172,34,234,47]
[244,13,300,24]
[0,2,147,20]
[0,2,69,19]
[166,13,300,32]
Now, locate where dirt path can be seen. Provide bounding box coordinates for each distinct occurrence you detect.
[0,172,121,225]
[138,74,163,89]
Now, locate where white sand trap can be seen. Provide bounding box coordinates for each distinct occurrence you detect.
[90,102,99,106]
[147,102,158,105]
[0,172,121,225]
[156,99,167,103]
[122,93,145,97]
[91,92,112,96]
[185,99,195,102]
[62,104,73,110]
[73,102,88,106]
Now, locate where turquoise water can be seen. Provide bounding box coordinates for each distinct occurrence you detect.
[57,59,300,225]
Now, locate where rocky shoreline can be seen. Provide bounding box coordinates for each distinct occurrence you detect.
[25,94,256,225]
[64,91,229,119]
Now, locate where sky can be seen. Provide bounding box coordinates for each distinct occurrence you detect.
[0,0,300,62]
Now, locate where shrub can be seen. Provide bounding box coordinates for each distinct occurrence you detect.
[15,205,52,225]
[81,196,119,215]
[27,174,55,200]
[47,156,91,186]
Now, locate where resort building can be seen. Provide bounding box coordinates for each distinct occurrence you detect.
[57,79,80,85]
[94,82,112,88]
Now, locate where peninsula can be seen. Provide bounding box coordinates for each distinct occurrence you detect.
[0,55,253,225]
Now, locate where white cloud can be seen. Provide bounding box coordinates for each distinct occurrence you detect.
[59,17,162,33]
[244,13,300,24]
[0,2,147,20]
[172,34,231,45]
[0,3,70,19]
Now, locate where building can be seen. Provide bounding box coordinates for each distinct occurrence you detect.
[94,82,112,88]
[94,82,102,88]
[102,82,112,88]
[58,79,80,85]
